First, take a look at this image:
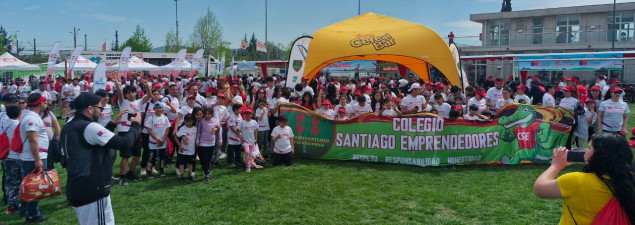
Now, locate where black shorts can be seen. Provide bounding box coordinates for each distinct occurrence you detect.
[177,154,195,165]
[118,131,142,158]
[272,152,293,166]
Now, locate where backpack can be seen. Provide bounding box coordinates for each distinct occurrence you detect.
[590,180,631,225]
[0,122,11,159]
[10,115,35,153]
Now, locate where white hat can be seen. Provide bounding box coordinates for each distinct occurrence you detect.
[408,83,421,92]
[398,79,408,88]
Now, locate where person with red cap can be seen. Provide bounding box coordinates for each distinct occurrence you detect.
[485,78,504,114]
[602,78,624,101]
[334,107,349,121]
[316,99,335,119]
[588,85,603,103]
[400,83,426,114]
[559,85,581,149]
[299,77,314,97]
[334,95,353,118]
[467,88,487,114]
[514,85,531,104]
[352,94,372,116]
[204,87,217,107]
[423,82,435,97]
[542,85,556,107]
[569,77,587,105]
[362,85,373,104]
[597,86,629,136]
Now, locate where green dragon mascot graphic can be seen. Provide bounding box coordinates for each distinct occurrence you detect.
[497,104,564,164]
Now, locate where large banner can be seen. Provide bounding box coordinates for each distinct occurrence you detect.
[320,60,376,74]
[286,36,312,88]
[92,62,107,93]
[237,62,256,71]
[46,42,61,76]
[514,53,623,71]
[281,103,572,167]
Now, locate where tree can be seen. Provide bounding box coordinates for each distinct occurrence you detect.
[120,25,153,52]
[164,27,181,52]
[0,26,10,55]
[188,7,229,56]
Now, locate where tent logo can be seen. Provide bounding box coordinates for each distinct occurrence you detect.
[350,33,396,51]
[292,60,303,72]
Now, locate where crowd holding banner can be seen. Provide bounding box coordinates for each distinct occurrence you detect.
[0,65,632,223]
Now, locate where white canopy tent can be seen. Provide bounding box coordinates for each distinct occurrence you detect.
[54,56,98,71]
[108,56,160,71]
[0,52,41,70]
[160,60,192,70]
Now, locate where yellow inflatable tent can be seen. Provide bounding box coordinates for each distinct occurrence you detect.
[303,13,461,88]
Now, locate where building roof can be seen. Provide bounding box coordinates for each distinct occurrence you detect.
[470,2,635,23]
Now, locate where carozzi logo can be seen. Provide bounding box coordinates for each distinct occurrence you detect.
[350,33,396,51]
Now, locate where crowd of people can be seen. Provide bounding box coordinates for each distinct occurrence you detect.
[0,71,632,223]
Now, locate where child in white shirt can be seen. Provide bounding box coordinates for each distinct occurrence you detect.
[238,109,260,172]
[176,114,197,183]
[144,102,171,178]
[271,116,295,166]
[255,99,270,158]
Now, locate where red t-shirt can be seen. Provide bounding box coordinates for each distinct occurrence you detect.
[513,122,541,149]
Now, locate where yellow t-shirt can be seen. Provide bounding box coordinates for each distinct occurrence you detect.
[557,172,613,225]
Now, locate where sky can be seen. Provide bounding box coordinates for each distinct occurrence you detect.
[0,0,633,52]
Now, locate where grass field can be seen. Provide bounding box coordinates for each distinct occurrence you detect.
[1,104,634,224]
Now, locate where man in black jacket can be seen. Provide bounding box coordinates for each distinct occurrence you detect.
[61,93,142,225]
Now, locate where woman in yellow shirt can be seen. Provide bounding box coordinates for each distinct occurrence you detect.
[534,132,634,224]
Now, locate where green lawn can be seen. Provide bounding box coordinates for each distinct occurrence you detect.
[1,104,634,224]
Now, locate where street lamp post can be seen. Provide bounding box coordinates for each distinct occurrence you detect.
[358,0,361,15]
[69,27,80,48]
[84,34,87,50]
[175,0,179,49]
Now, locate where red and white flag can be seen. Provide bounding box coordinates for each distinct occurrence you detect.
[240,40,247,50]
[46,42,61,76]
[68,45,84,77]
[102,41,107,51]
[256,40,267,52]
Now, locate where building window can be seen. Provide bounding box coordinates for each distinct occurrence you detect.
[532,17,543,44]
[608,11,634,42]
[488,19,510,46]
[556,15,580,43]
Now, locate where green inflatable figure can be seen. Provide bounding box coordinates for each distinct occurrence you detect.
[498,105,564,164]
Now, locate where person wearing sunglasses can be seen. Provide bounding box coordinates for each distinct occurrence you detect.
[597,86,629,135]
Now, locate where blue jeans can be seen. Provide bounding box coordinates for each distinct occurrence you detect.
[21,159,47,218]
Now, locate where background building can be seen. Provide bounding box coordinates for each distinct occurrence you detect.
[455,2,635,86]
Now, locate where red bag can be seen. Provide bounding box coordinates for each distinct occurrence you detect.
[591,197,631,225]
[19,169,63,202]
[0,132,9,159]
[10,124,24,153]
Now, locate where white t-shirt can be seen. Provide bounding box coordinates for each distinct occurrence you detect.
[214,105,230,123]
[161,95,180,121]
[19,110,49,161]
[83,122,115,147]
[177,105,194,127]
[205,97,217,107]
[464,114,480,121]
[227,113,243,145]
[514,94,531,104]
[352,104,372,116]
[300,86,314,96]
[274,98,289,117]
[598,99,629,131]
[542,93,555,107]
[71,85,81,99]
[176,126,197,155]
[238,119,259,146]
[486,87,503,113]
[436,103,451,118]
[400,95,426,112]
[265,87,275,103]
[31,89,51,102]
[145,114,171,149]
[495,99,515,112]
[255,108,270,131]
[316,108,335,120]
[8,84,17,94]
[49,90,58,102]
[231,95,243,104]
[467,97,487,114]
[381,109,398,117]
[558,97,579,111]
[98,104,113,127]
[334,104,353,118]
[118,99,143,132]
[271,126,294,154]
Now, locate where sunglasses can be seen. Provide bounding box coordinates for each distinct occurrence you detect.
[92,105,105,111]
[612,91,623,94]
[258,92,265,94]
[18,101,26,105]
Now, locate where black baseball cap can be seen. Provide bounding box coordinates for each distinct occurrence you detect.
[2,93,18,104]
[71,93,101,111]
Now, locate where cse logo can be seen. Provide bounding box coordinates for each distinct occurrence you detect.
[350,33,396,51]
[517,132,530,141]
[296,114,320,135]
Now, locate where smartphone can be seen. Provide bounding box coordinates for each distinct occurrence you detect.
[127,113,137,120]
[567,150,585,163]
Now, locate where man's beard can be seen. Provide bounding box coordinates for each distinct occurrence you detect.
[92,112,100,122]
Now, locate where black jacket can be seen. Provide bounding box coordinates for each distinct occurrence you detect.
[60,113,141,207]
